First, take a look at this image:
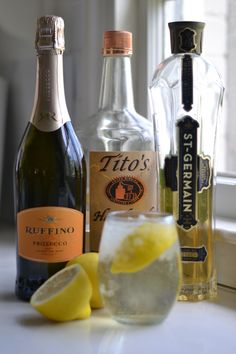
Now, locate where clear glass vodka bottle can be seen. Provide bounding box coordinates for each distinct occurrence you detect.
[149,21,224,300]
[78,31,156,251]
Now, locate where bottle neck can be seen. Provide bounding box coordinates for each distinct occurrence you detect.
[99,56,135,111]
[30,52,70,132]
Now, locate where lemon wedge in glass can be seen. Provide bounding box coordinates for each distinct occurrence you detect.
[30,264,92,322]
[111,222,178,274]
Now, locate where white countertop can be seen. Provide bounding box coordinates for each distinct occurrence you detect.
[1,224,236,354]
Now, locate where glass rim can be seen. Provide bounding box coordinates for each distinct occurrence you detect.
[105,210,174,222]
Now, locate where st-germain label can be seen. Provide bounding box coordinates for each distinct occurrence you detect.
[90,151,157,251]
[177,115,199,231]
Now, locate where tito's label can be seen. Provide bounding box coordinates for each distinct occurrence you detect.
[17,207,83,262]
[90,151,157,251]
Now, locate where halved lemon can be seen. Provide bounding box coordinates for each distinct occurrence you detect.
[111,222,178,274]
[30,264,92,322]
[66,252,104,309]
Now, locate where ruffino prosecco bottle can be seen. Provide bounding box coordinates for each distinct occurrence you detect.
[14,16,86,301]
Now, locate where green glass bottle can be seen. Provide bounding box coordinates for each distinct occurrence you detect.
[14,15,86,301]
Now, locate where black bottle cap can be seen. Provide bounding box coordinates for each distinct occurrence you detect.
[168,21,205,54]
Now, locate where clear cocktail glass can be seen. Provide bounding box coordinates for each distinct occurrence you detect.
[98,211,182,325]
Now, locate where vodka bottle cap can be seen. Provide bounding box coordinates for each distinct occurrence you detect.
[102,31,132,56]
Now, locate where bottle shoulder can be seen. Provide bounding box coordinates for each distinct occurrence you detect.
[81,109,153,135]
[150,54,224,90]
[77,110,154,152]
[16,122,85,168]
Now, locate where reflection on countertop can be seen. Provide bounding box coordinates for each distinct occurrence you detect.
[1,221,236,354]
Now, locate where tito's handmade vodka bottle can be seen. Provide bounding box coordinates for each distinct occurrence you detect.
[78,31,156,251]
[149,22,224,300]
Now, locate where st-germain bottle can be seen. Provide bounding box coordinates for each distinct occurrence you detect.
[14,16,86,301]
[149,22,224,300]
[78,31,157,251]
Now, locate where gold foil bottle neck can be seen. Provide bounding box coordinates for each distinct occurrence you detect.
[102,31,132,56]
[35,15,65,53]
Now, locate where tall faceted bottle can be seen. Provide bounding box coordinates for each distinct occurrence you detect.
[14,16,86,301]
[78,31,157,251]
[149,22,224,300]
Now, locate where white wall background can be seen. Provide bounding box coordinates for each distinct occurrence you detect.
[0,0,149,222]
[227,0,236,173]
[0,0,115,221]
[0,0,232,222]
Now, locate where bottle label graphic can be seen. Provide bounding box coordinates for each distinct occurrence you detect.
[176,115,212,231]
[177,115,199,231]
[17,206,84,262]
[181,245,208,262]
[90,151,157,251]
[179,27,197,52]
[182,55,193,112]
[106,176,144,205]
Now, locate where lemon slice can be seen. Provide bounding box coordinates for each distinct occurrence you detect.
[30,264,92,322]
[66,252,104,309]
[111,222,178,274]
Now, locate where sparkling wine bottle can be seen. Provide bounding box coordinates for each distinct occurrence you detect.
[149,21,224,300]
[14,16,86,301]
[78,31,157,251]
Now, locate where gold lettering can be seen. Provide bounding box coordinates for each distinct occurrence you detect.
[183,204,192,212]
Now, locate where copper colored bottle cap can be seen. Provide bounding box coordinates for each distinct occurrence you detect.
[102,31,132,56]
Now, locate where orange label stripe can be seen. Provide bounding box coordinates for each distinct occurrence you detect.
[17,206,83,263]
